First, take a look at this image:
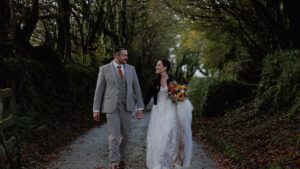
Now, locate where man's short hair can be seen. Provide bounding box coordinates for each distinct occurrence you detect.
[114,46,126,54]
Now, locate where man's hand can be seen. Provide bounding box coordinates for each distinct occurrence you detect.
[93,112,101,121]
[135,110,144,119]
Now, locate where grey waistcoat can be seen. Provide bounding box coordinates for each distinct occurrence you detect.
[117,74,127,104]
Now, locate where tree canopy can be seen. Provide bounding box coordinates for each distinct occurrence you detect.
[1,0,300,82]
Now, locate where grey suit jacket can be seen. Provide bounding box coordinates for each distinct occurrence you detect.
[93,61,144,113]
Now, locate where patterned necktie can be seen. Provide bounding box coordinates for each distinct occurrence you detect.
[117,65,123,79]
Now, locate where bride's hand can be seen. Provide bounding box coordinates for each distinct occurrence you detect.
[135,110,143,119]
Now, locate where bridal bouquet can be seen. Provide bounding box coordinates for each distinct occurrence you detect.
[167,81,188,103]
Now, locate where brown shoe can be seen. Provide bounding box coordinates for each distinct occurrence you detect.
[118,161,125,169]
[95,167,105,169]
[111,165,119,169]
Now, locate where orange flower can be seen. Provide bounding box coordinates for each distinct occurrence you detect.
[174,85,181,90]
[168,82,189,103]
[180,85,188,90]
[167,83,176,94]
[176,92,185,102]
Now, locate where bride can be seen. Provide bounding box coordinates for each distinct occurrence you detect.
[144,59,193,169]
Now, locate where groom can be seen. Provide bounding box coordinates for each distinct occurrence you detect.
[93,46,144,169]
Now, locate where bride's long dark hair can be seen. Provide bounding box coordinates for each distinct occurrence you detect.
[157,59,172,79]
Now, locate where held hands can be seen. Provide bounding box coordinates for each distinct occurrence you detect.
[135,110,144,119]
[93,112,101,121]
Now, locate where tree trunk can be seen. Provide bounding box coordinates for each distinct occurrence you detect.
[282,1,300,49]
[175,54,186,79]
[71,10,86,64]
[57,0,71,64]
[14,0,39,57]
[0,0,10,58]
[121,0,127,46]
[22,0,39,42]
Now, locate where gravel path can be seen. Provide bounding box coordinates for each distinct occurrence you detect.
[47,113,217,169]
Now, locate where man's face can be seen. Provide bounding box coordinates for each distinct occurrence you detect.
[115,50,128,64]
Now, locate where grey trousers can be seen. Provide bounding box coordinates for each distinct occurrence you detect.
[106,103,131,166]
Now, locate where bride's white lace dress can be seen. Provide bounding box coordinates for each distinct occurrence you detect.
[146,86,193,169]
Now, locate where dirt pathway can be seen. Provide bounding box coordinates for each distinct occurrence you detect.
[47,113,217,169]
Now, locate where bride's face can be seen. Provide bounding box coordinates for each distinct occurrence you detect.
[155,60,167,74]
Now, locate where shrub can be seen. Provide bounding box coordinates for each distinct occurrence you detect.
[2,58,68,116]
[65,64,98,112]
[189,77,256,117]
[257,50,300,119]
[0,58,98,137]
